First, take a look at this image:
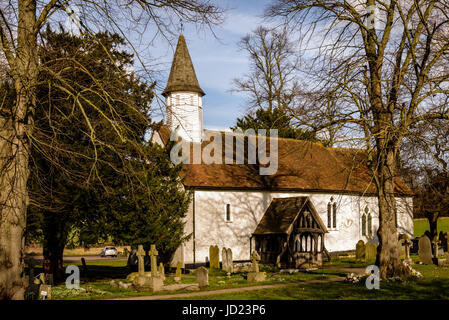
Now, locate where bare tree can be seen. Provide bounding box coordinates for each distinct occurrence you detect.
[0,0,224,299]
[266,0,449,278]
[231,26,301,112]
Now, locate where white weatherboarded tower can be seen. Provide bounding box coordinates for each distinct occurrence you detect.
[162,35,205,143]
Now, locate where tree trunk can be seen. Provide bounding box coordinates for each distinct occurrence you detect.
[427,214,439,256]
[0,0,37,299]
[375,144,410,278]
[43,212,67,283]
[0,119,29,299]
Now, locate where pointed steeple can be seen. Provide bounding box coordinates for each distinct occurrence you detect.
[162,35,205,97]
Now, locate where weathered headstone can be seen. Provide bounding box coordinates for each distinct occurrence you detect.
[251,251,261,273]
[174,261,183,283]
[355,240,366,261]
[39,284,52,300]
[158,262,165,281]
[226,248,233,273]
[209,245,220,269]
[418,235,433,265]
[365,242,377,260]
[247,251,265,282]
[196,267,209,287]
[136,245,145,276]
[149,244,159,277]
[221,247,228,271]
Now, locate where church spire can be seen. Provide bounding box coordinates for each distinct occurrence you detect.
[162,34,205,97]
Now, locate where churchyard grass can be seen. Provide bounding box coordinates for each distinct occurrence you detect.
[414,217,449,238]
[50,262,340,300]
[43,253,449,300]
[173,257,449,300]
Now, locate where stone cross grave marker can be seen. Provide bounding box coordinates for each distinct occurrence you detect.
[137,245,146,276]
[401,234,412,264]
[355,240,366,261]
[222,247,228,271]
[418,235,433,265]
[365,242,376,260]
[209,245,220,269]
[226,248,233,273]
[196,266,209,287]
[149,244,159,277]
[251,251,261,273]
[175,261,183,283]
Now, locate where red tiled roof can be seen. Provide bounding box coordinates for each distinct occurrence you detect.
[155,126,413,196]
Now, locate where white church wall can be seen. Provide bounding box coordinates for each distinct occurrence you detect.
[183,190,414,263]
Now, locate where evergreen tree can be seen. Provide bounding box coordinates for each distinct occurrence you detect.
[19,29,190,281]
[231,107,322,142]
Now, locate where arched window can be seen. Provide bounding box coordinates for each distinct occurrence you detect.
[362,213,367,236]
[328,197,337,229]
[362,206,372,237]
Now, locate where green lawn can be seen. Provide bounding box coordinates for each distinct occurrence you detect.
[49,263,342,300]
[49,255,449,300]
[414,217,449,238]
[174,259,449,300]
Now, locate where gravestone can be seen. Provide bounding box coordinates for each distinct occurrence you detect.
[39,284,52,300]
[221,247,228,272]
[418,235,433,265]
[209,245,220,269]
[251,251,260,272]
[365,242,377,260]
[174,261,183,283]
[196,267,209,287]
[226,248,233,273]
[247,251,265,282]
[133,244,163,291]
[158,263,165,281]
[149,244,159,277]
[136,245,146,276]
[355,240,366,261]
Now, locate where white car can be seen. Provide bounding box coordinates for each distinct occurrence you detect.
[100,246,118,257]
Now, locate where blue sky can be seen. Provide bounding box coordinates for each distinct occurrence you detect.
[147,0,273,131]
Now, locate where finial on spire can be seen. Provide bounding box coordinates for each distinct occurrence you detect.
[180,18,184,34]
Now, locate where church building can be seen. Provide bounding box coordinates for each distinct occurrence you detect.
[152,35,414,267]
